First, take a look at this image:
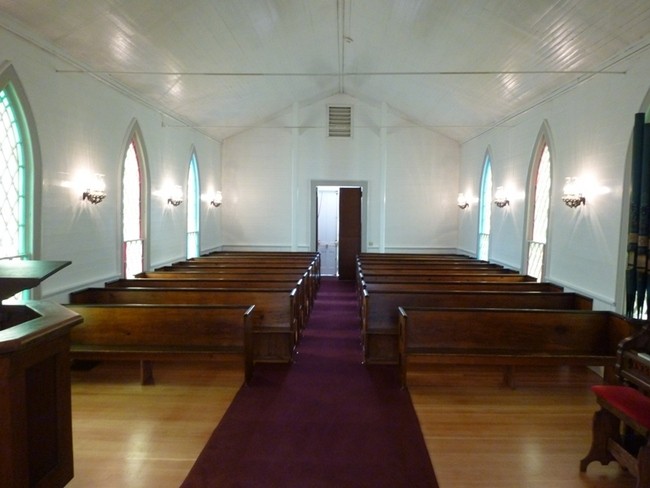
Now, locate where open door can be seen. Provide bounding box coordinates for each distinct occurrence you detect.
[338,187,362,280]
[316,187,339,276]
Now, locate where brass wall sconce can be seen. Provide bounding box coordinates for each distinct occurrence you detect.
[82,174,106,204]
[493,186,510,208]
[210,191,223,208]
[167,185,183,206]
[457,193,469,209]
[562,177,585,208]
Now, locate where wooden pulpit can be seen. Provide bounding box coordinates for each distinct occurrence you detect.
[0,260,82,488]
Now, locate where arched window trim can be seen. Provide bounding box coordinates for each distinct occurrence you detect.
[524,121,555,281]
[120,120,149,277]
[0,64,41,297]
[477,148,493,261]
[186,150,200,259]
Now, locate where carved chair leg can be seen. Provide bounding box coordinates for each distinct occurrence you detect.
[580,408,620,472]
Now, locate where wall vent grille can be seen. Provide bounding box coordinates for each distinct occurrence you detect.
[328,106,352,137]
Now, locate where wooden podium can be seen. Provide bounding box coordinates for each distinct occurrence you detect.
[0,261,82,488]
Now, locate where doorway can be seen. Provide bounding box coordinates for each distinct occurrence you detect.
[313,182,365,279]
[316,186,339,276]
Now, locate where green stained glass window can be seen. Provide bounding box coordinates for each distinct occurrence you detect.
[0,87,26,261]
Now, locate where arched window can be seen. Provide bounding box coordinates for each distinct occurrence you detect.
[477,154,492,261]
[187,152,200,259]
[0,70,36,299]
[526,140,552,281]
[122,136,146,278]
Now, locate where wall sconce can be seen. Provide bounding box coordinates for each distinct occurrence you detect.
[82,174,106,204]
[210,191,223,208]
[457,193,469,209]
[562,177,585,208]
[167,185,183,206]
[493,186,510,208]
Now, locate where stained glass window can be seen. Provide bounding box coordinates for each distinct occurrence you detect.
[527,143,551,281]
[187,153,200,259]
[478,155,492,261]
[122,140,143,278]
[0,86,26,261]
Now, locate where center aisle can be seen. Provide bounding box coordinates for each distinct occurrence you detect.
[181,277,439,487]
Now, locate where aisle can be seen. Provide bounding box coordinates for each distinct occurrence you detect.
[181,277,438,487]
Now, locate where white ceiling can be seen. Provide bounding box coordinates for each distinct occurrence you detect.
[1,0,650,143]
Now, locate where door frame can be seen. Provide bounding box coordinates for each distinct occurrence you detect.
[310,179,368,255]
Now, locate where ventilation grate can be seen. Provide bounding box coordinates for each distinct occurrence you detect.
[328,105,352,137]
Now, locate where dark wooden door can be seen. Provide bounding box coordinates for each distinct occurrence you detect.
[338,187,362,280]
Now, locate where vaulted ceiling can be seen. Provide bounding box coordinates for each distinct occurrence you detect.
[1,0,650,143]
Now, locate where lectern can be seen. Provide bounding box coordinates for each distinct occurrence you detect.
[0,260,82,488]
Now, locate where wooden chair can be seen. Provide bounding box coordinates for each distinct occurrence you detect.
[580,324,650,487]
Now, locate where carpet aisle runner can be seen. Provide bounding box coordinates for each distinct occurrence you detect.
[181,277,439,488]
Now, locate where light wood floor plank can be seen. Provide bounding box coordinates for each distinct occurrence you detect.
[68,361,636,487]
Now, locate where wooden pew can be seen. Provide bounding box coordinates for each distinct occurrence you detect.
[152,264,320,298]
[358,261,504,274]
[361,289,593,364]
[398,307,638,388]
[358,279,564,308]
[107,274,313,326]
[581,324,650,487]
[67,303,265,385]
[166,262,312,270]
[356,270,537,302]
[358,271,535,284]
[138,265,317,308]
[358,252,472,261]
[362,280,564,293]
[68,287,298,356]
[359,268,517,277]
[202,251,321,280]
[188,256,317,265]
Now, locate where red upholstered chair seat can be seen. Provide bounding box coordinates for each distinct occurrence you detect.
[591,385,650,431]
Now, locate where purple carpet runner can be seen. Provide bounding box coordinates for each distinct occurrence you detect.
[181,277,439,487]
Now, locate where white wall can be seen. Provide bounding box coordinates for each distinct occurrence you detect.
[222,94,460,253]
[0,28,222,301]
[458,49,650,310]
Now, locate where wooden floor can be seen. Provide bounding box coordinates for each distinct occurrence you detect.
[68,361,636,488]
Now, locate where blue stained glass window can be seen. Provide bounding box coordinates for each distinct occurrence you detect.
[478,155,492,261]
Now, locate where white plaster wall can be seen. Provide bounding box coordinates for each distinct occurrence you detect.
[222,127,293,248]
[222,94,461,253]
[385,127,459,251]
[0,28,222,300]
[459,49,650,310]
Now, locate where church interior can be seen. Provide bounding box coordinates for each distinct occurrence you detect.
[2,1,650,487]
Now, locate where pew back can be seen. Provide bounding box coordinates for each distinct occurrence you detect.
[361,289,592,363]
[67,303,261,384]
[69,286,299,344]
[398,307,636,387]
